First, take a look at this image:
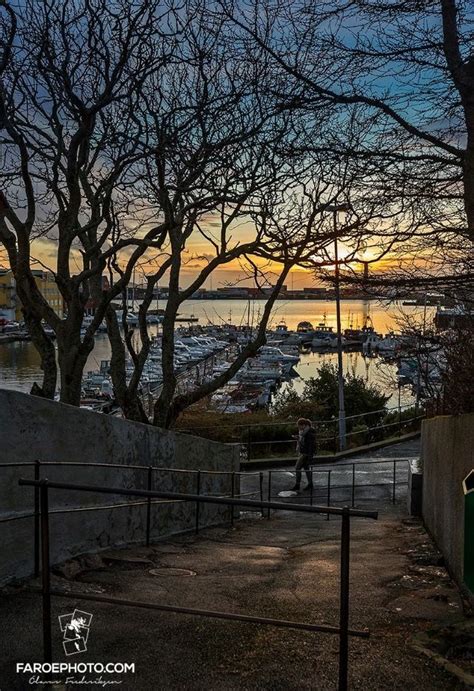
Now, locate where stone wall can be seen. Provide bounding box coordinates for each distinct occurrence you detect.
[421,413,474,588]
[0,389,239,584]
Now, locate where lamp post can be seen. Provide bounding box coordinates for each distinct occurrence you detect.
[327,203,351,451]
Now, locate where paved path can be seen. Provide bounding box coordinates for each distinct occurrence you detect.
[240,439,420,512]
[0,438,466,690]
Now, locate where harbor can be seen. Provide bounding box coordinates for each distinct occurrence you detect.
[1,2,473,689]
[0,298,445,415]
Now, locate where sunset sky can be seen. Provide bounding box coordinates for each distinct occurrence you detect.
[22,233,390,290]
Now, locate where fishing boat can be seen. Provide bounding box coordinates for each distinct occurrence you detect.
[275,319,289,333]
[311,322,338,348]
[344,315,377,346]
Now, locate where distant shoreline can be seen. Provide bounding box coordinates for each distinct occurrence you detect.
[184,295,380,300]
[180,296,441,306]
[185,295,382,302]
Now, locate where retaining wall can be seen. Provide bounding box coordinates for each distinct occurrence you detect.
[421,413,474,588]
[0,389,239,584]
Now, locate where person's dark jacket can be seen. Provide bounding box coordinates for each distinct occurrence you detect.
[298,426,316,458]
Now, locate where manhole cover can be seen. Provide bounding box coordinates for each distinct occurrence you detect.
[149,567,196,577]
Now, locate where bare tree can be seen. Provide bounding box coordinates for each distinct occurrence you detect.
[220,0,474,274]
[100,8,340,426]
[0,0,177,402]
[96,2,397,428]
[112,188,366,428]
[442,325,474,413]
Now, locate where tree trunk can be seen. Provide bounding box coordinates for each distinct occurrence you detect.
[152,303,178,428]
[463,134,474,241]
[22,310,57,399]
[152,255,181,428]
[105,307,149,423]
[152,338,177,428]
[56,329,94,406]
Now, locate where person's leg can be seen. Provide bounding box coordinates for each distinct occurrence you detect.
[293,454,305,489]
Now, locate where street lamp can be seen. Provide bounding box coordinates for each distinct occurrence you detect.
[326,203,352,451]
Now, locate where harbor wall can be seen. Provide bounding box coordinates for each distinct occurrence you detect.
[0,388,239,585]
[421,413,474,589]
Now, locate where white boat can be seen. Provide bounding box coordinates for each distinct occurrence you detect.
[279,343,300,356]
[115,310,139,326]
[362,333,381,352]
[82,315,107,333]
[312,334,339,348]
[236,360,283,382]
[275,320,288,333]
[284,332,304,345]
[258,345,299,366]
[3,321,20,333]
[377,333,401,354]
[311,322,338,348]
[146,314,162,324]
[126,312,139,326]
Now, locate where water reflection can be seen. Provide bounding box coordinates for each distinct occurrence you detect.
[0,299,429,402]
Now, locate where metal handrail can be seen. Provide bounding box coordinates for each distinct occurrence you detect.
[178,402,420,433]
[1,456,410,580]
[19,479,378,518]
[245,415,424,444]
[18,476,378,691]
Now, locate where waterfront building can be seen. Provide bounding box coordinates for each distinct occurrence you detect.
[84,275,111,315]
[0,268,65,320]
[0,269,16,320]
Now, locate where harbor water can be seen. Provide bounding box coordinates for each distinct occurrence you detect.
[0,299,433,405]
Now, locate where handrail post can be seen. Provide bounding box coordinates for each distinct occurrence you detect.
[267,471,272,519]
[247,426,251,461]
[327,470,331,521]
[195,470,201,534]
[351,464,355,509]
[259,472,264,518]
[34,460,40,578]
[338,507,351,691]
[145,466,152,546]
[40,481,52,663]
[392,461,396,504]
[230,472,235,528]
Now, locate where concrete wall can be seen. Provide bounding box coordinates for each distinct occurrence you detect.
[0,389,239,584]
[421,413,474,587]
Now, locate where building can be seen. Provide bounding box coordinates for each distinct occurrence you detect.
[84,275,111,315]
[302,287,328,298]
[216,287,253,298]
[0,268,65,321]
[0,269,17,321]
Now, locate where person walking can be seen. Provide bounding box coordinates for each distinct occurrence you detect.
[290,418,316,492]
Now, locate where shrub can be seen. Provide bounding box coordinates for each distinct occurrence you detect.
[272,363,389,429]
[348,423,370,447]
